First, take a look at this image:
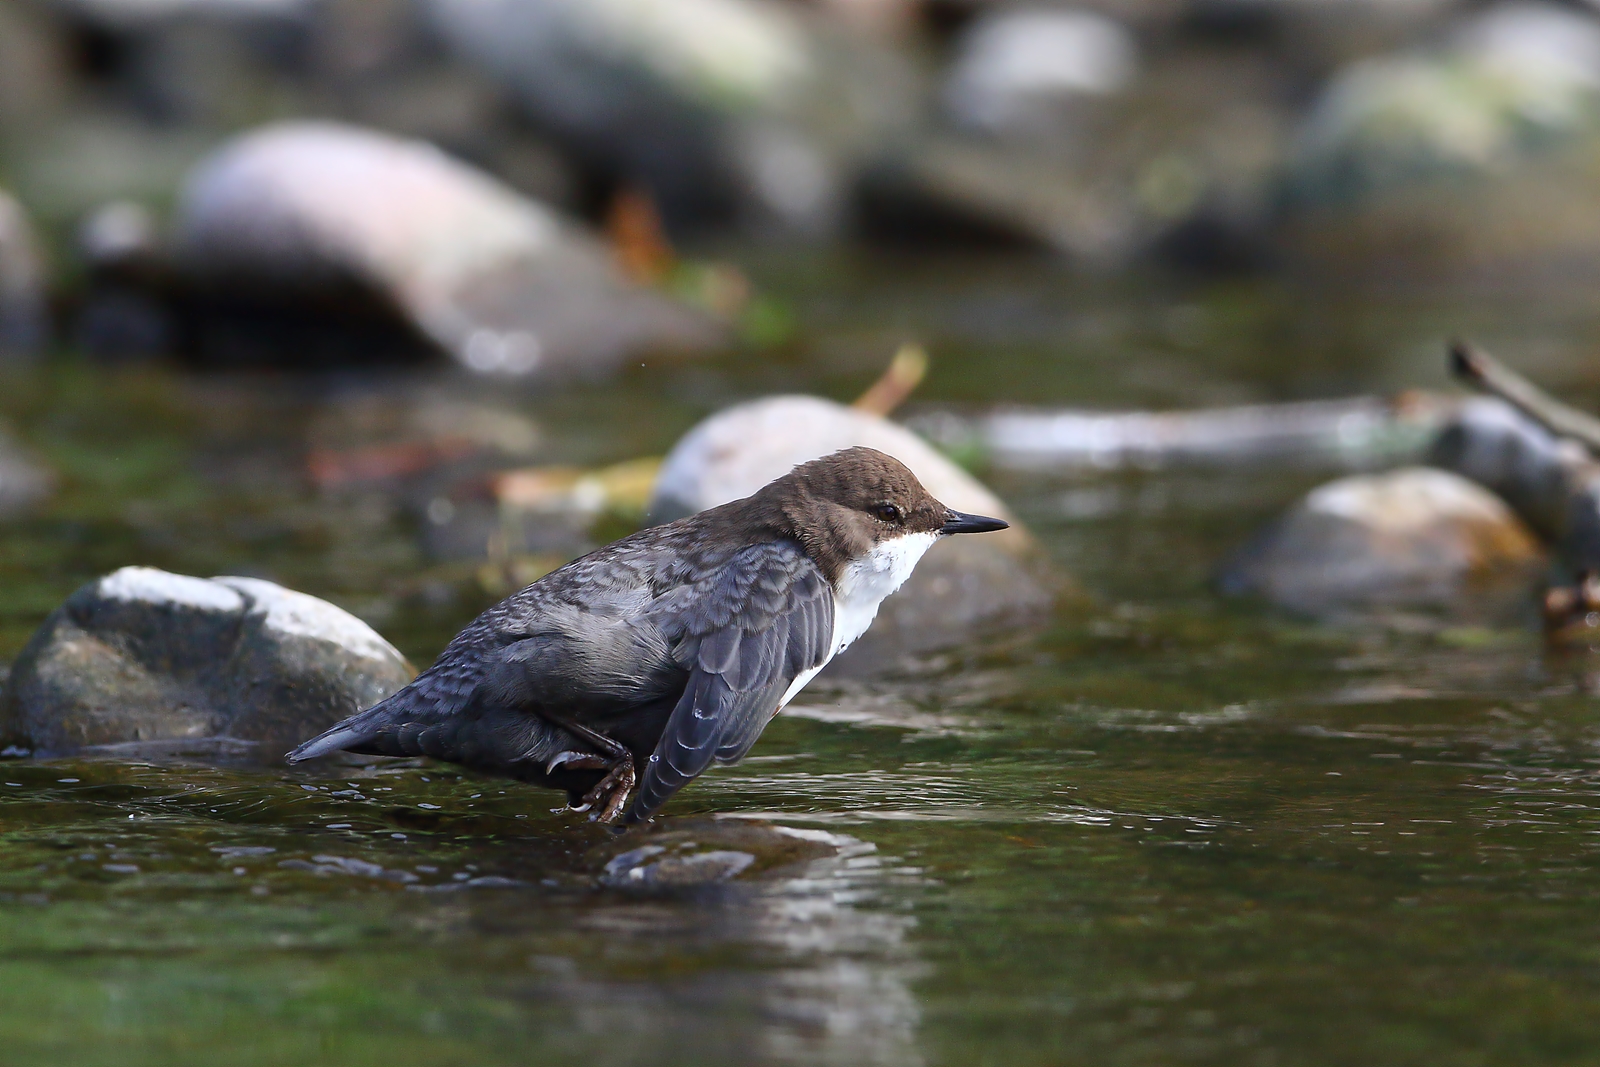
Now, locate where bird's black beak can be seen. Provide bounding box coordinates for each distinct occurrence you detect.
[940,509,1009,535]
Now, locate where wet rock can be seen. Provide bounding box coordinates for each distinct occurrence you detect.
[601,846,756,890]
[173,121,723,375]
[1280,3,1600,276]
[0,190,45,358]
[1218,466,1544,617]
[421,0,917,235]
[650,395,1063,668]
[1,567,414,757]
[591,819,841,893]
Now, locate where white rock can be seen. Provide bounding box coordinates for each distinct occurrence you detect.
[1219,466,1543,616]
[215,576,406,663]
[943,9,1137,134]
[98,566,245,613]
[651,394,1010,521]
[1302,466,1508,528]
[650,395,1060,667]
[3,567,413,755]
[174,121,721,376]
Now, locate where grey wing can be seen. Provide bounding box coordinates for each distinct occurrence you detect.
[624,541,834,823]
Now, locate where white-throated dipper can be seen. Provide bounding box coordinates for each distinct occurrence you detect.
[287,447,1008,823]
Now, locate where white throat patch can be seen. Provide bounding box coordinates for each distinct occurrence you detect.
[775,531,940,713]
[831,531,940,655]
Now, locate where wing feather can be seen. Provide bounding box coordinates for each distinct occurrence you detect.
[626,541,834,822]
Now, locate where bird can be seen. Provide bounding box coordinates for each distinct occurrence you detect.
[286,446,1009,824]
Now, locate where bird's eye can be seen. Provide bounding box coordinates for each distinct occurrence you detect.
[874,502,903,524]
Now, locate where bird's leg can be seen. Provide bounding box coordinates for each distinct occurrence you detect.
[539,713,636,824]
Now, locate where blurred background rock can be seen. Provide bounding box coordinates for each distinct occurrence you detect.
[6,0,1600,304]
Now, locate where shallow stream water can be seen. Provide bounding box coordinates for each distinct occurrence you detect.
[2,255,1600,1065]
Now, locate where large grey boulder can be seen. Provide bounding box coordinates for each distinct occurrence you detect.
[1218,466,1544,617]
[649,395,1062,669]
[1,567,414,757]
[173,121,723,375]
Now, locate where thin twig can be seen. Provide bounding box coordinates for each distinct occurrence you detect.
[1449,339,1600,454]
[853,342,928,417]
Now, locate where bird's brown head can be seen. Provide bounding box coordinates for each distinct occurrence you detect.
[752,446,1008,580]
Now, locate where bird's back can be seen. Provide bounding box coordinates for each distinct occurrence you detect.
[286,507,772,774]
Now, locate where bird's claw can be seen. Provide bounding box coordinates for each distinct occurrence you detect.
[578,752,636,824]
[547,749,605,775]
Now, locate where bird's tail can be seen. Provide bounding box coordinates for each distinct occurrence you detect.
[286,719,374,763]
[286,702,389,763]
[286,669,469,763]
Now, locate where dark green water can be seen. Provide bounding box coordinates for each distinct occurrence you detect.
[2,256,1600,1065]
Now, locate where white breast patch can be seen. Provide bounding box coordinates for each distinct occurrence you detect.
[775,531,939,711]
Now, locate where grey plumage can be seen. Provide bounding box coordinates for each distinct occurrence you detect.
[287,446,1004,823]
[290,507,833,822]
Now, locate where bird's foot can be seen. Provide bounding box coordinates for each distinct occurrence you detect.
[577,751,636,824]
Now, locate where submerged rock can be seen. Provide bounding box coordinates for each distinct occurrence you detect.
[173,121,723,375]
[0,189,44,358]
[590,819,842,893]
[649,395,1062,668]
[1,567,414,757]
[1218,466,1544,617]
